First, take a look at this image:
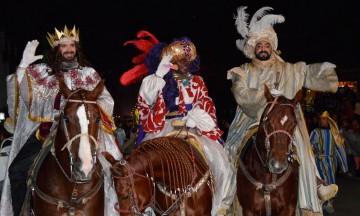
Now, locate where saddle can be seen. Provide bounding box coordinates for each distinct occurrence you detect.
[236,125,259,168]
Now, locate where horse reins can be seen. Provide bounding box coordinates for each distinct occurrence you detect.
[112,137,210,216]
[112,159,156,215]
[31,169,104,214]
[239,97,298,216]
[52,91,100,183]
[31,89,104,215]
[238,157,293,216]
[257,98,296,168]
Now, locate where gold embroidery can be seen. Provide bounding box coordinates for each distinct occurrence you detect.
[98,106,116,134]
[35,129,47,141]
[166,111,181,117]
[28,114,52,122]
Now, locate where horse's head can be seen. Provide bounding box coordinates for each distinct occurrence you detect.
[56,79,104,182]
[103,152,154,215]
[257,85,302,174]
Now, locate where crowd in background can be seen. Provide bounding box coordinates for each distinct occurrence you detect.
[303,85,360,178]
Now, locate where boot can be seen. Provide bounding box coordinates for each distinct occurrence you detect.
[317,184,338,202]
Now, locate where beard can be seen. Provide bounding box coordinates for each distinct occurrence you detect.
[255,51,271,61]
[61,51,76,62]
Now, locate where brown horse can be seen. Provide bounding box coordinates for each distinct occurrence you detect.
[104,135,213,215]
[28,80,105,216]
[237,86,301,216]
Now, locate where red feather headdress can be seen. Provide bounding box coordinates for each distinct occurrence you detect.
[119,30,159,86]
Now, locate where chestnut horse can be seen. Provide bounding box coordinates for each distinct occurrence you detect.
[104,135,213,215]
[26,80,105,216]
[237,86,301,216]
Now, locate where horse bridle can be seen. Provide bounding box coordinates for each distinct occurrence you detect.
[255,97,297,168]
[113,159,156,216]
[238,96,298,216]
[51,90,100,183]
[32,90,104,215]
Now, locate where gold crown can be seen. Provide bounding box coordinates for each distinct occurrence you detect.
[46,25,80,48]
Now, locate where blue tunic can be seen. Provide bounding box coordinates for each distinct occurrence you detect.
[310,127,348,184]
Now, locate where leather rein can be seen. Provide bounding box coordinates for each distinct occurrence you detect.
[31,90,104,215]
[238,96,298,216]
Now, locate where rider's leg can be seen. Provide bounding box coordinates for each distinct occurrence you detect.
[202,137,232,216]
[8,132,42,216]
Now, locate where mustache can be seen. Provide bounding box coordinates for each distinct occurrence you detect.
[62,51,75,55]
[258,51,269,55]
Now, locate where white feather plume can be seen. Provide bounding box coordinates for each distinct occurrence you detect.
[249,7,273,29]
[234,6,249,38]
[236,39,246,51]
[251,14,285,32]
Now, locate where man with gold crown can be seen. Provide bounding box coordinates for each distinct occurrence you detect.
[225,6,339,216]
[120,31,232,215]
[0,26,122,216]
[310,111,348,214]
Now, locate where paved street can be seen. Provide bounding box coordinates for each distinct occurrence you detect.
[328,175,360,216]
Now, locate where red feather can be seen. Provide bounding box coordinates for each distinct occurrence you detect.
[136,30,159,44]
[132,53,147,64]
[120,30,160,86]
[124,39,155,54]
[120,64,149,86]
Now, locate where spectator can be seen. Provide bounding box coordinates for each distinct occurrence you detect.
[310,111,348,214]
[114,120,126,150]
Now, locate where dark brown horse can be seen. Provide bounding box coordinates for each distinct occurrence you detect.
[237,86,301,216]
[104,135,213,216]
[28,80,105,216]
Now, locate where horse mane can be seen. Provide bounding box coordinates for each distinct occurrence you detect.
[126,137,205,191]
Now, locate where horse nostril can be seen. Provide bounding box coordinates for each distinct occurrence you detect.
[269,159,278,168]
[269,159,288,174]
[74,162,82,172]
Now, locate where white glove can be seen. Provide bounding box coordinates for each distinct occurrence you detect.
[183,107,216,132]
[185,117,197,128]
[270,89,282,97]
[320,62,336,71]
[19,40,43,68]
[155,54,173,78]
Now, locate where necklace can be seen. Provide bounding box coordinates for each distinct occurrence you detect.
[173,72,193,86]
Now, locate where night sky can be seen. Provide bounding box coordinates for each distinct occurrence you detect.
[1,0,359,118]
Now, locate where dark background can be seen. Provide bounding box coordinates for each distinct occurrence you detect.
[1,0,359,119]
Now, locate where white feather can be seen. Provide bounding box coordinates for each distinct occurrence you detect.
[236,39,246,51]
[249,7,273,29]
[251,14,285,32]
[234,6,249,38]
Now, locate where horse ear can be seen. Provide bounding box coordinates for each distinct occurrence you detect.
[95,80,105,94]
[88,80,105,100]
[264,85,273,102]
[101,151,117,165]
[292,89,303,105]
[59,78,72,97]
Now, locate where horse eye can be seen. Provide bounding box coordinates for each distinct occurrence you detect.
[96,117,101,124]
[64,117,69,124]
